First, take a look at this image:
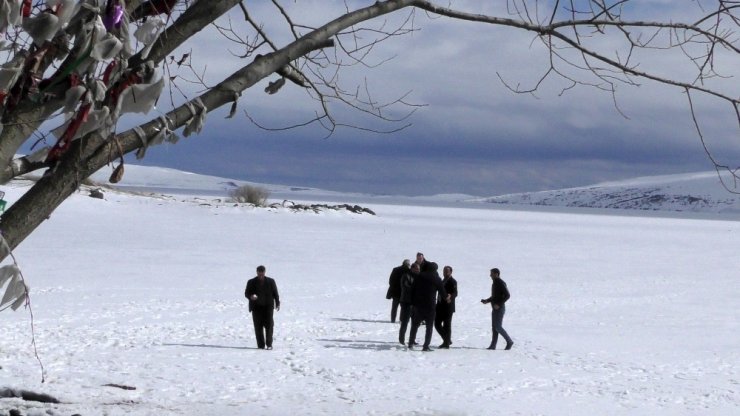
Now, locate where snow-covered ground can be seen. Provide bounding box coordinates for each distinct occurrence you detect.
[1,168,739,415]
[478,171,740,214]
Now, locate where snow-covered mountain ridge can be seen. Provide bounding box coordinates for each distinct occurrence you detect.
[84,164,740,215]
[476,171,740,214]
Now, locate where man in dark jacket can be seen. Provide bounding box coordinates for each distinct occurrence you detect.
[387,259,410,323]
[245,265,280,349]
[398,262,420,345]
[414,252,431,273]
[408,262,450,351]
[434,265,458,349]
[481,268,513,350]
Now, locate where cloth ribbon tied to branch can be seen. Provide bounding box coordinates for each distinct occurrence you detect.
[21,0,76,47]
[102,0,123,31]
[183,97,206,137]
[0,264,26,311]
[131,0,179,22]
[134,116,178,159]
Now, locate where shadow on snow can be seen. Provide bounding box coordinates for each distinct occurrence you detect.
[317,338,403,351]
[331,317,392,324]
[162,343,254,350]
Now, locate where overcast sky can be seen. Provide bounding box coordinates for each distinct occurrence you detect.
[129,1,740,196]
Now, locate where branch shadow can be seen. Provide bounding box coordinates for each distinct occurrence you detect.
[162,343,254,350]
[317,338,404,351]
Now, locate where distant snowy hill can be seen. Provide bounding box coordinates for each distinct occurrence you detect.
[88,164,477,205]
[89,164,310,195]
[85,164,740,214]
[476,171,740,214]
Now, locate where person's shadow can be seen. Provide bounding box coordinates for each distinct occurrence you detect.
[317,338,403,351]
[331,317,391,324]
[162,343,254,350]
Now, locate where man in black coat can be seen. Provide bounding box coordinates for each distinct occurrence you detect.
[387,259,410,323]
[414,252,431,273]
[434,265,458,349]
[245,265,280,349]
[398,262,420,345]
[481,267,513,350]
[408,262,450,351]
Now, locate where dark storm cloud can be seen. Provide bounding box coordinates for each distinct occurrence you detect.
[131,1,739,196]
[137,103,726,197]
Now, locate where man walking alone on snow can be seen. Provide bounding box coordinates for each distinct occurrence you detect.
[245,265,280,350]
[481,267,513,350]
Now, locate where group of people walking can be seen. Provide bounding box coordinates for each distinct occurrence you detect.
[242,256,513,352]
[387,253,513,352]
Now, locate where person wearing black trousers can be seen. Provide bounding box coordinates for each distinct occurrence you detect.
[408,262,450,351]
[245,265,280,349]
[398,262,420,345]
[481,267,513,350]
[387,259,410,323]
[434,265,458,349]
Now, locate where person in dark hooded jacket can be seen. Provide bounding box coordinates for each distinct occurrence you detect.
[408,262,450,351]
